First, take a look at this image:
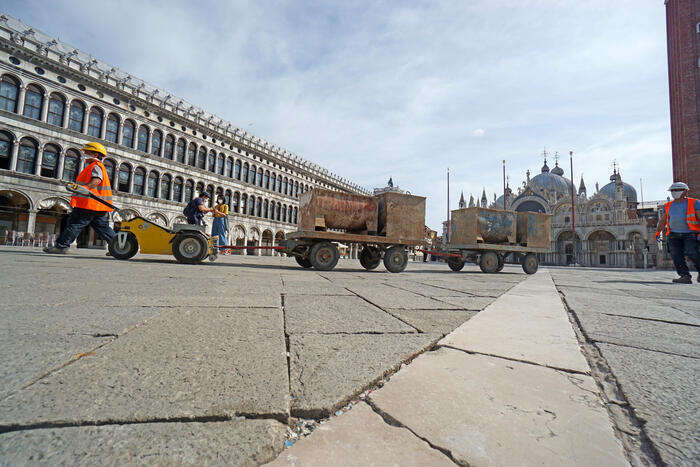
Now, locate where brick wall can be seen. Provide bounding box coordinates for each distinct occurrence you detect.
[666,0,700,198]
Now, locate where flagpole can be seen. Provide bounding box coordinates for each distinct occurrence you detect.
[446,168,450,243]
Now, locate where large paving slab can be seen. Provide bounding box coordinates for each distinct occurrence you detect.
[0,418,285,465]
[267,402,454,466]
[289,333,441,418]
[597,343,700,466]
[369,348,627,466]
[346,284,461,309]
[441,271,590,373]
[284,295,413,334]
[573,310,700,358]
[389,309,478,334]
[0,307,289,428]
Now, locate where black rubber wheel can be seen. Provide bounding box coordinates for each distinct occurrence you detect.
[309,241,340,271]
[448,256,465,271]
[383,245,408,273]
[172,233,208,264]
[479,251,500,273]
[522,253,539,274]
[108,231,138,260]
[359,247,381,270]
[295,255,313,268]
[496,255,505,272]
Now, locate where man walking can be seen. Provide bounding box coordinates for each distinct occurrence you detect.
[44,142,115,254]
[656,182,700,284]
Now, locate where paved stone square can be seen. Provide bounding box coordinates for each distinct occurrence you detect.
[0,246,526,464]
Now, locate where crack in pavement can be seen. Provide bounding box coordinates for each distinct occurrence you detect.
[599,312,700,328]
[342,287,423,333]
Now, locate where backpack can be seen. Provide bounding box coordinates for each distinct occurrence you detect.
[183,199,198,218]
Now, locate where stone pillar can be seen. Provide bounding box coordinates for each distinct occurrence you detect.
[61,102,69,128]
[34,146,42,176]
[27,209,37,234]
[10,139,19,171]
[128,172,134,194]
[56,149,65,180]
[100,117,107,140]
[116,122,123,145]
[146,132,152,155]
[40,91,49,122]
[16,85,25,114]
[81,110,88,134]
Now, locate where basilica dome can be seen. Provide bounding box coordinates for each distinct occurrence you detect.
[599,172,637,202]
[528,161,571,199]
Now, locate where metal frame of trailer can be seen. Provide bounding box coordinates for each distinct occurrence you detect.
[423,243,548,275]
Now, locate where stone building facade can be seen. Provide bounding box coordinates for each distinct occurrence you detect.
[666,0,700,198]
[0,15,366,254]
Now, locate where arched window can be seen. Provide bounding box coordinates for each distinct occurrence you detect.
[294,207,298,224]
[147,171,159,198]
[137,125,149,152]
[271,173,276,192]
[241,194,248,214]
[225,189,232,208]
[288,205,293,223]
[242,162,249,183]
[257,168,263,186]
[87,107,103,137]
[283,177,289,195]
[277,176,282,192]
[176,139,186,163]
[197,147,207,169]
[294,181,299,197]
[173,177,184,202]
[133,167,146,195]
[250,165,257,184]
[122,120,135,148]
[164,135,175,160]
[62,149,81,181]
[282,204,288,223]
[264,170,270,189]
[16,138,38,174]
[256,198,262,217]
[160,174,171,199]
[105,113,119,143]
[217,153,224,175]
[215,187,224,202]
[226,157,233,178]
[188,143,197,166]
[22,84,43,120]
[264,199,269,219]
[234,160,242,180]
[68,101,85,132]
[249,196,256,215]
[151,130,162,156]
[269,201,275,219]
[40,144,59,178]
[196,182,205,197]
[0,75,19,112]
[184,179,194,202]
[276,203,281,221]
[0,131,13,170]
[103,158,116,185]
[233,192,240,213]
[47,93,65,127]
[207,150,216,172]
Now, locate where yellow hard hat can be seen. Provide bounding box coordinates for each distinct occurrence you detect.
[80,142,107,158]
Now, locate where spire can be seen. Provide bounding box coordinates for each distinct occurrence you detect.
[526,169,531,184]
[468,194,475,208]
[481,188,487,207]
[458,191,466,209]
[387,177,393,188]
[578,175,586,195]
[541,148,550,173]
[551,151,565,176]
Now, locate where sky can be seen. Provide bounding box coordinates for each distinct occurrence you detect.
[4,0,672,230]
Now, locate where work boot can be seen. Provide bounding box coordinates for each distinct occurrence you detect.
[43,246,68,254]
[672,275,692,284]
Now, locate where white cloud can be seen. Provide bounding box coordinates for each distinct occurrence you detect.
[473,129,485,137]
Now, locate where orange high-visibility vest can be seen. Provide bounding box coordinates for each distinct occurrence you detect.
[70,159,113,212]
[664,197,700,234]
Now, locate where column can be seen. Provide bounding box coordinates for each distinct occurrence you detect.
[16,85,26,114]
[27,209,37,234]
[40,91,49,122]
[116,122,123,145]
[61,101,69,128]
[100,117,107,140]
[128,172,134,194]
[34,146,41,176]
[81,110,88,134]
[257,234,262,256]
[56,150,65,180]
[146,132,152,155]
[10,139,19,171]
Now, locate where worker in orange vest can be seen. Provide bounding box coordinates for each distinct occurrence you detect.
[655,182,700,284]
[44,142,115,254]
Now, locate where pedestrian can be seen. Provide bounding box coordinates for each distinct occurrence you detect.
[43,142,115,254]
[212,194,230,253]
[183,191,221,226]
[656,182,700,284]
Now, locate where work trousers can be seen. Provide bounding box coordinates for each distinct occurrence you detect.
[668,232,700,277]
[56,207,115,249]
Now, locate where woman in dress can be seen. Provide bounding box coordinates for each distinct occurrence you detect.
[211,195,230,254]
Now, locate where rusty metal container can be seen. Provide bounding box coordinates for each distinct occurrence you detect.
[516,212,551,248]
[450,207,517,245]
[299,188,378,233]
[376,192,426,243]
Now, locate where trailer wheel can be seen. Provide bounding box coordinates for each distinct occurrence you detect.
[479,251,500,273]
[295,256,313,268]
[448,256,465,272]
[309,241,340,271]
[522,253,539,274]
[496,255,505,272]
[173,233,208,264]
[383,245,408,273]
[359,247,381,270]
[108,231,138,260]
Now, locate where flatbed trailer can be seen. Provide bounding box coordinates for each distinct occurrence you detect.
[446,242,549,274]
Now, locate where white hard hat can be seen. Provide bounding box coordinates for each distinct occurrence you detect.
[668,182,689,191]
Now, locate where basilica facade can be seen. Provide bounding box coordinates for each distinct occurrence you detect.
[0,15,365,253]
[461,154,659,268]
